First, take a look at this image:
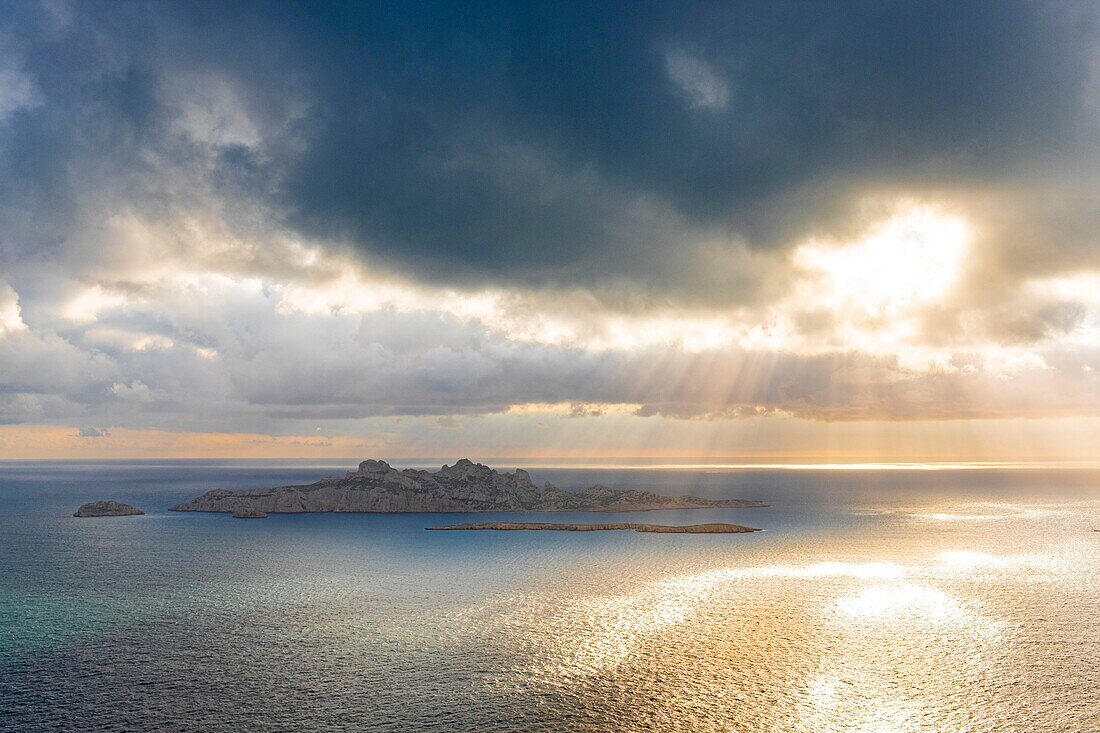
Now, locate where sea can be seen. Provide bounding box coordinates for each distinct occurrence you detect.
[1,460,1098,732]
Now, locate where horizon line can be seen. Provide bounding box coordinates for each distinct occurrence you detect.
[3,457,1100,471]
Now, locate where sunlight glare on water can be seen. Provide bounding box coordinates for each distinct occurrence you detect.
[1,462,1098,731]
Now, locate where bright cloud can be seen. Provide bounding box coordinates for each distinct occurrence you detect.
[0,282,26,335]
[795,208,969,312]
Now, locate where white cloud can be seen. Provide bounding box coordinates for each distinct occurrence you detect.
[0,43,41,120]
[161,72,262,149]
[664,47,730,110]
[0,282,27,335]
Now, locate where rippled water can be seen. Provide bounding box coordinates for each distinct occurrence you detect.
[2,461,1098,731]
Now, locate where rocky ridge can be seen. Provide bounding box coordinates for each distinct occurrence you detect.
[171,459,766,515]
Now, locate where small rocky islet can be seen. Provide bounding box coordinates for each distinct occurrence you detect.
[428,522,760,533]
[171,458,766,516]
[73,500,144,518]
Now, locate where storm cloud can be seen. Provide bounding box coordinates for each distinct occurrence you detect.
[2,1,1100,448]
[5,3,1100,290]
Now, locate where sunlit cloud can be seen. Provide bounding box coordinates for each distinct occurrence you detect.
[3,2,1100,455]
[58,285,131,324]
[794,206,970,317]
[0,282,27,335]
[260,201,1060,375]
[786,205,970,362]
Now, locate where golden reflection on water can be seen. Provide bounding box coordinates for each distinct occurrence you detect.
[833,583,965,621]
[915,502,1072,522]
[528,561,913,680]
[470,499,1098,731]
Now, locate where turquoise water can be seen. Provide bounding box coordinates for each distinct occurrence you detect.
[2,461,1099,731]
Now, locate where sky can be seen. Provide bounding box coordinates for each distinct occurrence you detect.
[3,1,1100,460]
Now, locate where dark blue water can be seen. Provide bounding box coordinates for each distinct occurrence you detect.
[3,461,1099,731]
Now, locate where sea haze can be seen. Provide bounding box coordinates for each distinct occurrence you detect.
[2,460,1098,731]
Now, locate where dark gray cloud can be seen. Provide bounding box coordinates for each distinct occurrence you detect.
[3,1,1098,302]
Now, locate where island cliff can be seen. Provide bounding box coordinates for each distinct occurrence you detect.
[171,459,766,515]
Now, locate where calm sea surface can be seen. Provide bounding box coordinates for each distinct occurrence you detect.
[1,460,1098,732]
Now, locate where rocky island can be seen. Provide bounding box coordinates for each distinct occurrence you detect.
[171,459,766,516]
[427,522,760,533]
[73,501,144,517]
